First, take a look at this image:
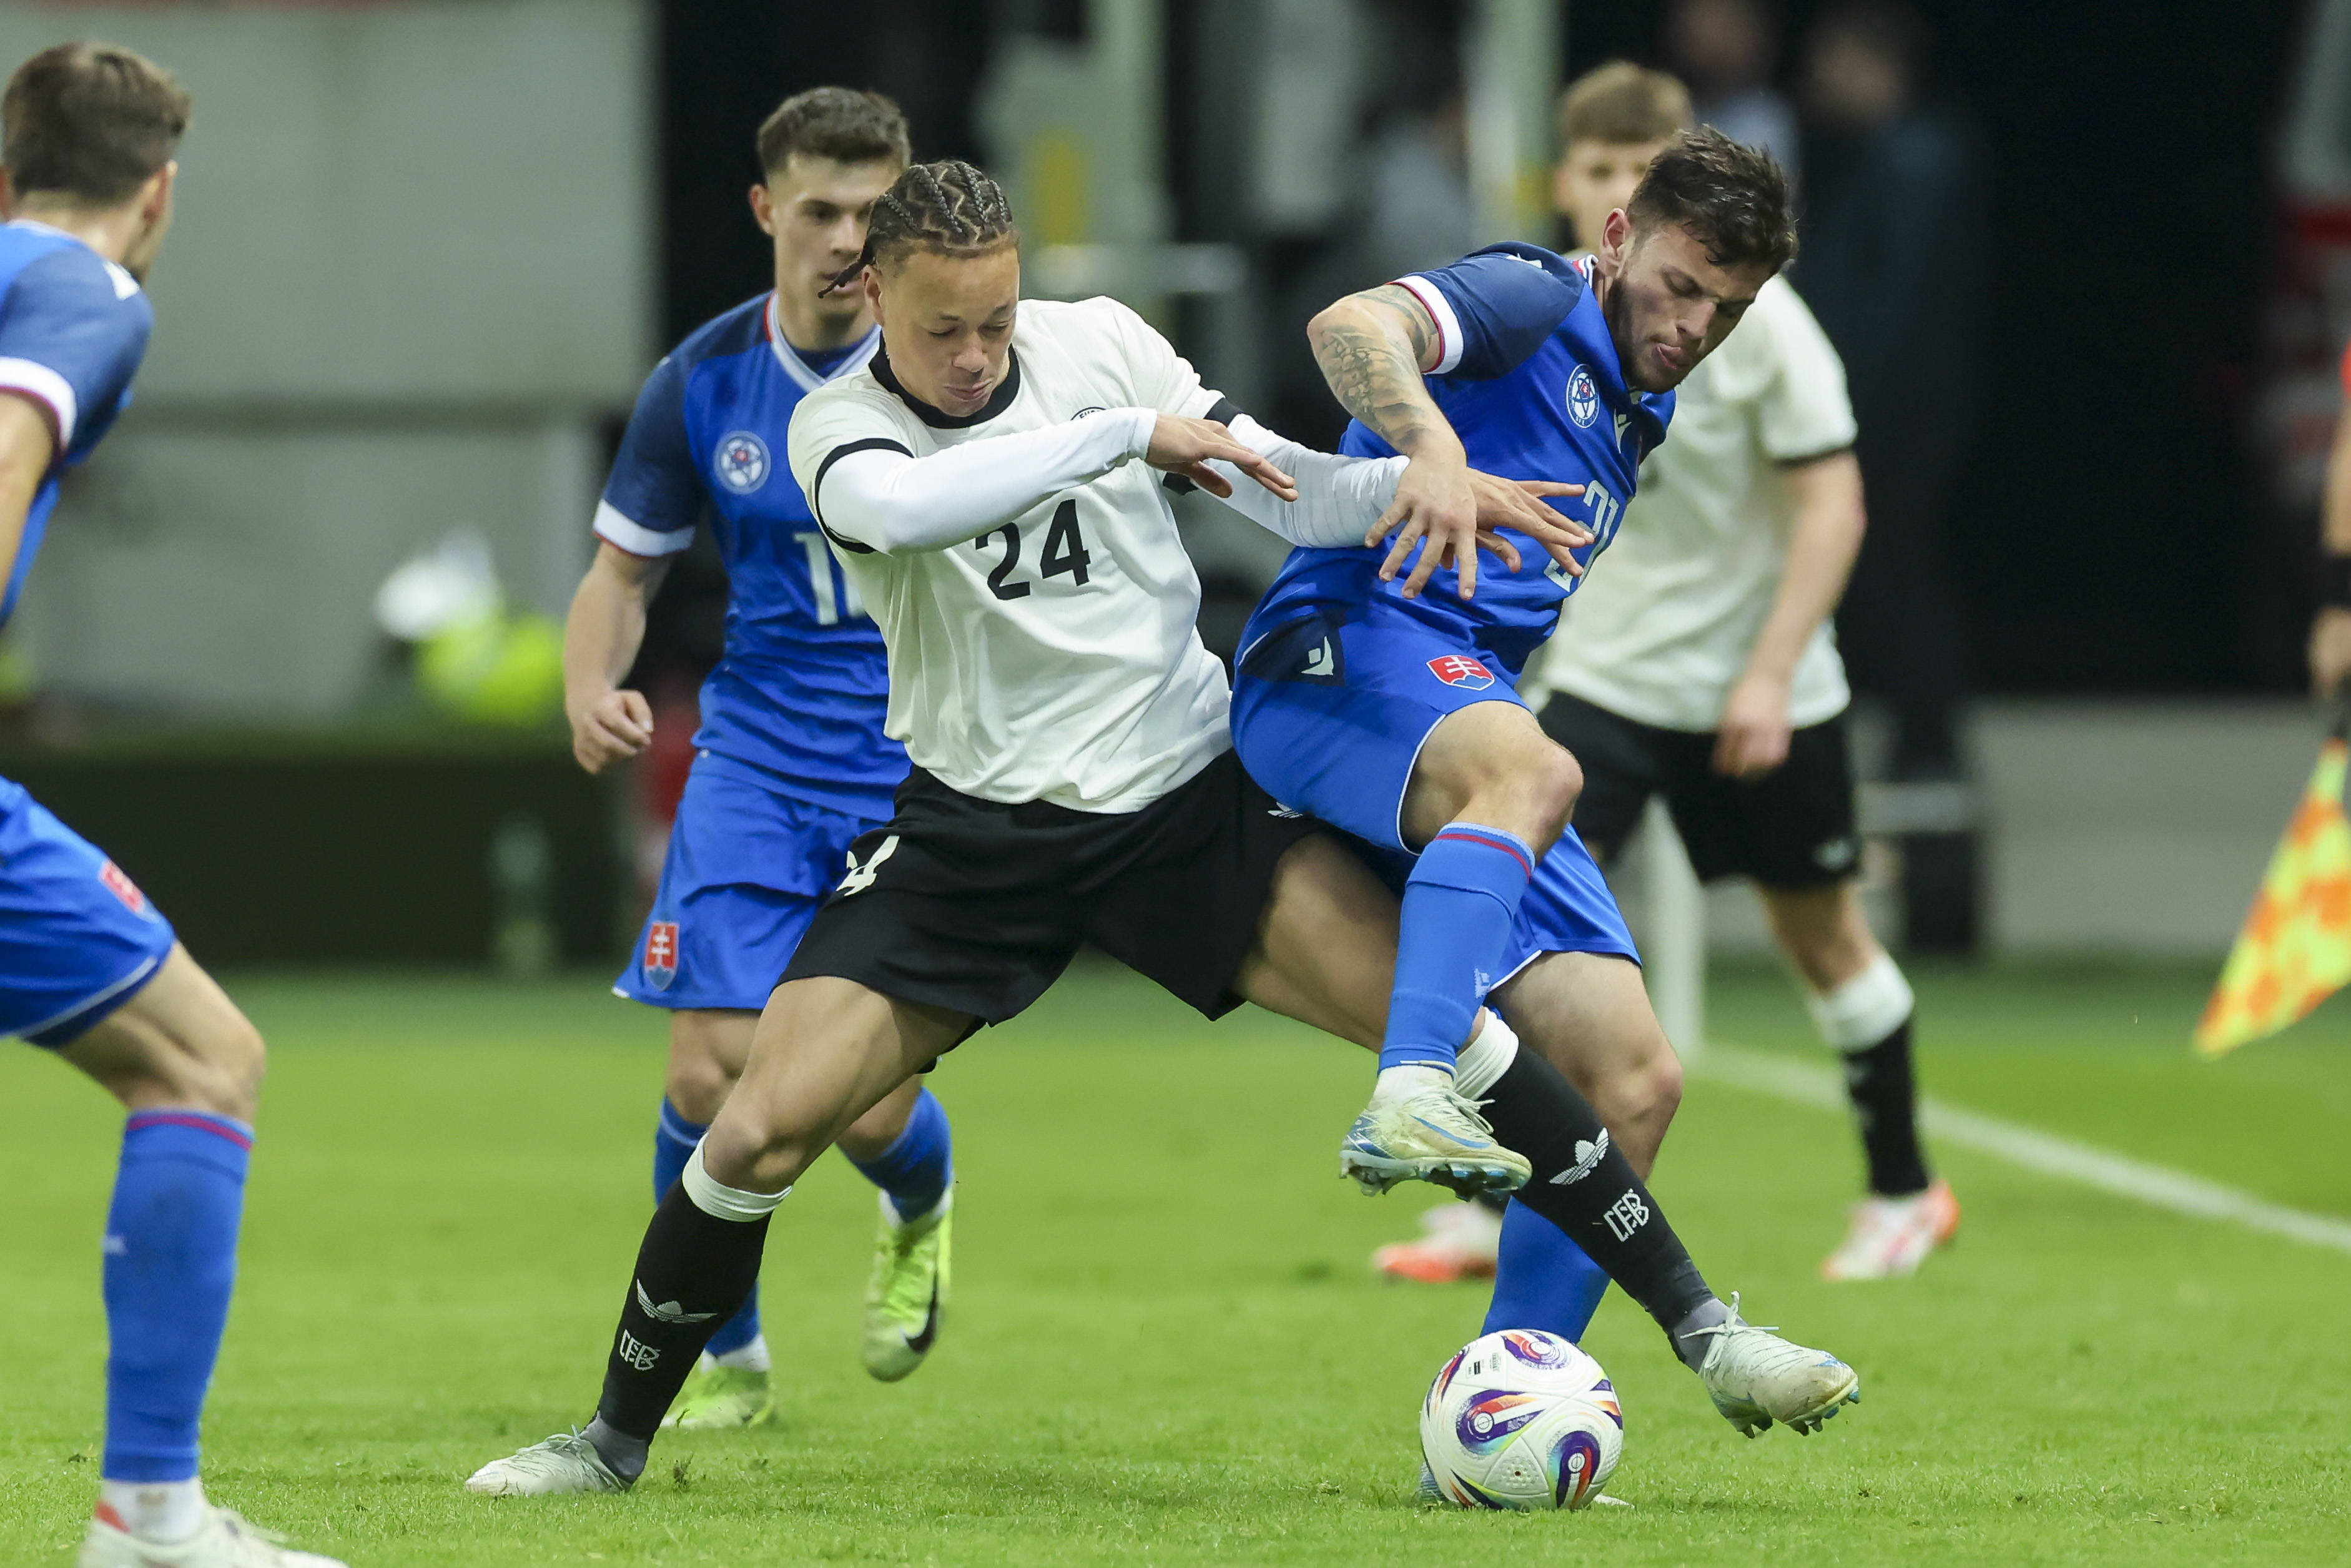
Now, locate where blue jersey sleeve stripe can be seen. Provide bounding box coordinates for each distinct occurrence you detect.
[0,355,75,446]
[1394,275,1465,375]
[591,498,694,559]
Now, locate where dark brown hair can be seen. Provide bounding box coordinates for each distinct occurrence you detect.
[756,86,910,178]
[3,41,190,206]
[1557,61,1693,150]
[827,159,1017,293]
[1625,126,1797,273]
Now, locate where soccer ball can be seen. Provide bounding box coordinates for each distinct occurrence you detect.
[1419,1328,1624,1510]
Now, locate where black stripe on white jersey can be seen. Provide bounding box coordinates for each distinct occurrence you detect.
[809,437,914,555]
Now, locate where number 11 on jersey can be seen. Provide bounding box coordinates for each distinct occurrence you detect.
[797,531,867,626]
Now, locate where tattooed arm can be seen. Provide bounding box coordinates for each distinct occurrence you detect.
[1306,285,1590,598]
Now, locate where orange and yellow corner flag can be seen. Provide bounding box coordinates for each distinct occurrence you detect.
[2196,737,2351,1057]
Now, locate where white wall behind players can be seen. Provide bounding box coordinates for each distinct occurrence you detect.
[0,0,653,714]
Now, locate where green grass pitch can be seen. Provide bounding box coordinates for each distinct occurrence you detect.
[4,959,2350,1566]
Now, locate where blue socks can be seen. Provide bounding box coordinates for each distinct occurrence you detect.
[1380,824,1537,1073]
[654,1100,762,1359]
[846,1087,953,1223]
[102,1110,250,1483]
[1484,1198,1612,1344]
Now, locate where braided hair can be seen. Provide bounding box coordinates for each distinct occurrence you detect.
[826,158,1019,295]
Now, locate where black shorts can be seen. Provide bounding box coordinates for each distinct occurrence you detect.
[1539,691,1860,890]
[779,750,1325,1027]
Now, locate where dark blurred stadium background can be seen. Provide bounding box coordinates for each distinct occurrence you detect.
[0,0,2335,977]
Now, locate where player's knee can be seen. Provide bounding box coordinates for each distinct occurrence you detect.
[185,1012,267,1123]
[1524,744,1584,839]
[663,1047,737,1125]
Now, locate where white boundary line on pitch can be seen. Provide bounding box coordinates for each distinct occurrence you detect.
[1690,1042,2351,1258]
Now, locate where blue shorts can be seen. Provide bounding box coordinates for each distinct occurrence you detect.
[1231,601,1637,978]
[1,778,179,1048]
[615,750,893,1013]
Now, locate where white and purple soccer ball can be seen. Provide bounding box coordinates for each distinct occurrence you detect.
[1419,1328,1624,1511]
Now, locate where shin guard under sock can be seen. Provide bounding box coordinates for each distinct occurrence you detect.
[596,1153,781,1449]
[1483,1198,1612,1343]
[1806,954,1930,1196]
[102,1110,250,1484]
[1379,824,1536,1073]
[653,1099,762,1358]
[1476,1049,1713,1334]
[1843,1023,1930,1196]
[845,1087,954,1223]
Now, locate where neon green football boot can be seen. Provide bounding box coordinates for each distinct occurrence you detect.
[862,1191,951,1382]
[663,1354,775,1430]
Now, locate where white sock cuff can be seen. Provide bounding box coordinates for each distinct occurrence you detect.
[1806,952,1914,1050]
[1454,1010,1521,1099]
[681,1142,791,1221]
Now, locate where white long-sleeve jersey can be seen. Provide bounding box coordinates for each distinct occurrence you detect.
[788,295,1402,814]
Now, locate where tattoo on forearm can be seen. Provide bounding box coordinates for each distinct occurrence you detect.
[1313,287,1446,454]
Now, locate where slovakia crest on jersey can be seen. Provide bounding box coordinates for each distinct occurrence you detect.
[1565,366,1600,429]
[1427,654,1496,691]
[643,921,679,990]
[714,431,771,493]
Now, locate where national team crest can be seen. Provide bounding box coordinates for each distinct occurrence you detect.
[1427,654,1496,691]
[714,431,771,493]
[643,921,679,990]
[98,860,150,917]
[1565,366,1599,429]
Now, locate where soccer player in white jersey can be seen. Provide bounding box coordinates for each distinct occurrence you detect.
[563,88,958,1432]
[1381,64,1957,1286]
[466,160,1861,1501]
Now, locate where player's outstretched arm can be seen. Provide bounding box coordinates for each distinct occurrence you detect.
[1714,451,1866,778]
[1308,285,1587,599]
[564,541,669,775]
[809,412,1290,556]
[0,393,58,591]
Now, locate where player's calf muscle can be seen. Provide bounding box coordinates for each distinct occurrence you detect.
[1402,704,1584,851]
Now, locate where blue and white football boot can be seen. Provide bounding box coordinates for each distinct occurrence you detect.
[1340,1067,1532,1197]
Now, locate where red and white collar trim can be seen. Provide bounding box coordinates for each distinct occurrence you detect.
[764,293,879,393]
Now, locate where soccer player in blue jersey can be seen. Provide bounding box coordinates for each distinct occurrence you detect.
[1234,129,1798,1342]
[559,89,953,1431]
[0,42,343,1568]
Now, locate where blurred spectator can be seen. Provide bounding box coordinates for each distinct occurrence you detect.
[2307,342,2351,697]
[1667,0,1801,187]
[1797,0,1985,780]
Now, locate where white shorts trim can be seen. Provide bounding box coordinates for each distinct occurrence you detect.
[17,952,161,1042]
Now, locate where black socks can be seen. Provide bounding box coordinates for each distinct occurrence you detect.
[591,1182,772,1462]
[1842,1018,1931,1196]
[1478,1047,1715,1334]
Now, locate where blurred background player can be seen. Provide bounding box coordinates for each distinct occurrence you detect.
[1376,62,1956,1290]
[2307,337,2351,699]
[0,41,343,1568]
[562,87,954,1431]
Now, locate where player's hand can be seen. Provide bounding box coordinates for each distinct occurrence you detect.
[1713,670,1793,779]
[1368,454,1482,600]
[2311,607,2351,699]
[1470,473,1591,578]
[571,686,654,774]
[1145,414,1297,501]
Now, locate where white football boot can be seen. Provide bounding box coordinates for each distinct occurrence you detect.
[464,1429,630,1496]
[1681,1294,1861,1437]
[1821,1179,1961,1281]
[1341,1068,1532,1196]
[862,1190,951,1382]
[77,1504,346,1567]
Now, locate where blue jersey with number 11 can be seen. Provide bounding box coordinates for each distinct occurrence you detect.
[1254,242,1673,676]
[595,293,904,816]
